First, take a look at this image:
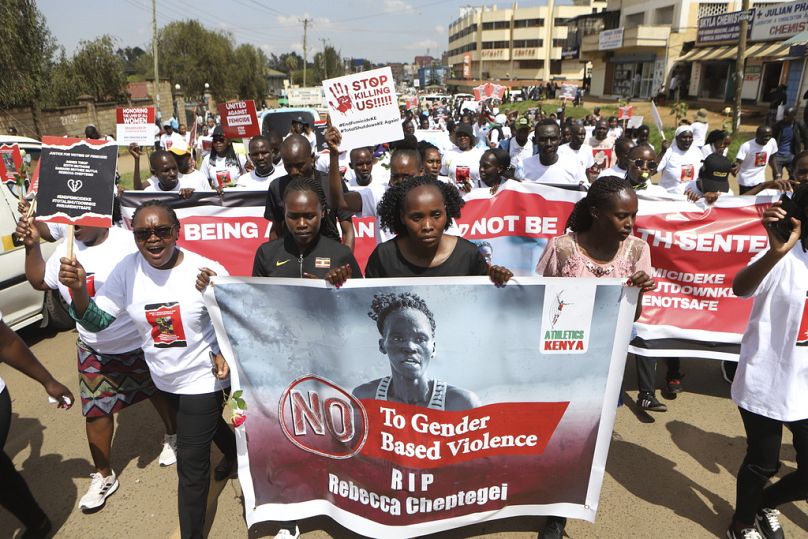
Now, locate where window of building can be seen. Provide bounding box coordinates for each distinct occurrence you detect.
[514,18,543,28]
[554,18,566,26]
[482,41,509,50]
[519,60,544,69]
[482,22,494,30]
[494,21,510,29]
[698,3,728,19]
[513,39,542,48]
[625,12,644,26]
[552,39,565,48]
[656,6,674,25]
[550,60,563,75]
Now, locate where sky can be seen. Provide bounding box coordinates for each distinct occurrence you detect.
[36,0,577,64]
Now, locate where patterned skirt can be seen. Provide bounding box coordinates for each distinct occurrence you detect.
[77,339,156,418]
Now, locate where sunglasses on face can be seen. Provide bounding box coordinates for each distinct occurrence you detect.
[212,136,225,142]
[632,159,658,169]
[133,225,175,241]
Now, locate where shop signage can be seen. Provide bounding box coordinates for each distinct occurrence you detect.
[697,9,753,44]
[599,28,623,50]
[481,49,510,60]
[751,0,808,41]
[514,48,538,58]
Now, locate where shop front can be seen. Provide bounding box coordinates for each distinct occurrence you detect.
[603,53,658,98]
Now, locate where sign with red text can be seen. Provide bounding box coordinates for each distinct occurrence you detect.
[205,278,638,537]
[751,1,808,41]
[115,106,156,145]
[217,100,260,138]
[36,137,118,227]
[123,184,776,361]
[323,67,403,150]
[0,144,23,184]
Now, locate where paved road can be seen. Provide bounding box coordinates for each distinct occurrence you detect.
[2,327,806,538]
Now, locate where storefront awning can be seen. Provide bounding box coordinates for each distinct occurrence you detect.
[786,30,808,45]
[678,42,795,63]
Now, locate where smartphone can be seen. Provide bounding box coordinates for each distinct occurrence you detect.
[767,194,800,243]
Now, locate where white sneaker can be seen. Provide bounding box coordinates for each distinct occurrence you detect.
[273,525,300,539]
[159,434,177,467]
[79,471,119,512]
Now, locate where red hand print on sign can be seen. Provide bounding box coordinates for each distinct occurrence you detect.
[328,82,353,115]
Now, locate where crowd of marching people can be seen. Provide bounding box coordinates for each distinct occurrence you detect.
[3,91,808,539]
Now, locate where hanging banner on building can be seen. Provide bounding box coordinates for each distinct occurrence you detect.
[697,9,754,44]
[123,184,776,361]
[36,137,118,227]
[205,277,638,538]
[323,67,402,151]
[463,53,472,79]
[115,106,157,146]
[598,28,623,50]
[217,100,261,139]
[751,1,808,42]
[0,144,24,184]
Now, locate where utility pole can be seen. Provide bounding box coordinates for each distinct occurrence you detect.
[733,0,751,134]
[320,38,328,79]
[152,0,160,118]
[300,17,313,86]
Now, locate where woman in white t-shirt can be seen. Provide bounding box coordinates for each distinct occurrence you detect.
[727,190,808,539]
[0,314,73,538]
[200,126,247,188]
[17,220,178,513]
[657,125,703,195]
[58,201,236,538]
[441,123,484,191]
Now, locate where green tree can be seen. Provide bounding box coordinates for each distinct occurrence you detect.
[311,45,344,84]
[231,44,269,102]
[0,0,57,135]
[71,36,128,102]
[43,50,80,107]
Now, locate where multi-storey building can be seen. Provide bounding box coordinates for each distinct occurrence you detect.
[446,1,608,90]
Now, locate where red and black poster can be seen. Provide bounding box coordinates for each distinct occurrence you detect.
[36,137,118,227]
[0,144,23,184]
[217,100,260,139]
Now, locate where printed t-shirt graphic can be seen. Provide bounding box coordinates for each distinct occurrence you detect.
[144,302,188,348]
[754,152,768,167]
[680,164,694,182]
[797,292,808,347]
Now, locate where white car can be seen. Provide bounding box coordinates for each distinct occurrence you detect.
[0,137,71,331]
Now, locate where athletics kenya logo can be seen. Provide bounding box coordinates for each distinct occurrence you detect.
[279,375,368,459]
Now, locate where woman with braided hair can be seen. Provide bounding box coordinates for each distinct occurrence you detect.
[352,292,480,411]
[535,175,655,539]
[365,175,513,284]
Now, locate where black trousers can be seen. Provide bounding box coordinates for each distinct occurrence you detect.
[733,407,808,525]
[165,390,236,539]
[636,357,682,394]
[0,387,48,528]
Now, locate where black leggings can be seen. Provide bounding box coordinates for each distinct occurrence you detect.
[734,407,808,524]
[0,387,48,528]
[165,390,236,539]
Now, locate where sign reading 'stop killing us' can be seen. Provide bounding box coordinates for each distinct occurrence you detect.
[36,137,118,228]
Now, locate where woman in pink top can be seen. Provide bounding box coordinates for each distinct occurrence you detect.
[534,175,655,539]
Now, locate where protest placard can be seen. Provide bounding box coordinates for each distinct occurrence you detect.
[115,106,156,145]
[323,67,402,150]
[618,105,633,120]
[650,100,665,139]
[0,144,23,183]
[206,277,638,537]
[560,84,577,101]
[36,137,118,227]
[217,100,260,138]
[627,115,645,129]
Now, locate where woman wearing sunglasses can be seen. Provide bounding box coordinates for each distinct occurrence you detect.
[200,126,248,189]
[625,145,670,197]
[58,200,236,539]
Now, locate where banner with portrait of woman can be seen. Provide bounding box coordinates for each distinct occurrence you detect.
[205,277,638,537]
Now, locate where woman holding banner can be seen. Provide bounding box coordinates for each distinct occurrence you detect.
[727,186,808,539]
[57,201,236,539]
[535,176,655,539]
[16,217,178,514]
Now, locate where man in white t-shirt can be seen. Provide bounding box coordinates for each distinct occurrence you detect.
[143,151,211,197]
[522,119,588,185]
[500,117,535,180]
[597,137,635,180]
[691,108,709,148]
[735,126,779,194]
[168,139,212,189]
[558,123,595,180]
[235,135,287,189]
[159,123,185,151]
